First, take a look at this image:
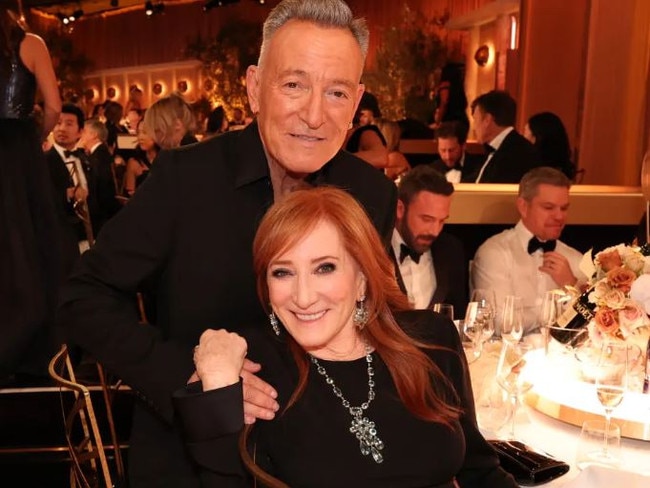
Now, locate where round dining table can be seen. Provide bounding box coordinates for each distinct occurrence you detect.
[467,338,650,487]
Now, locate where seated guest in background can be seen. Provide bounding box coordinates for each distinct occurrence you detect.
[143,92,198,149]
[524,111,576,181]
[58,1,397,485]
[471,90,542,183]
[345,91,388,169]
[430,121,485,183]
[205,105,229,137]
[77,118,120,234]
[123,106,143,135]
[391,165,468,316]
[376,119,410,180]
[472,167,586,334]
[176,187,517,488]
[229,107,247,129]
[123,120,160,197]
[103,100,126,155]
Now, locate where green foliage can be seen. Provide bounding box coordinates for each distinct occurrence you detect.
[41,29,94,102]
[184,19,261,116]
[363,4,449,121]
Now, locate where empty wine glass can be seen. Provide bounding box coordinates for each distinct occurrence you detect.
[469,289,496,344]
[502,295,524,343]
[539,290,561,354]
[593,342,628,466]
[496,340,534,439]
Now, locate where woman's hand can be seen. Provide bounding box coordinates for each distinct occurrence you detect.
[193,329,248,391]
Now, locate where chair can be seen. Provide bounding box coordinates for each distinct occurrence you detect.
[48,345,125,488]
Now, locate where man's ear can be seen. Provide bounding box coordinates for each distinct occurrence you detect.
[246,66,261,114]
[516,196,528,218]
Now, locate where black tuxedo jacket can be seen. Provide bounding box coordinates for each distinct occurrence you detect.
[429,152,486,183]
[391,232,468,318]
[58,122,397,487]
[45,148,82,272]
[479,130,542,183]
[86,143,120,236]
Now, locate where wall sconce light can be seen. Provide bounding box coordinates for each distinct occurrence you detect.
[177,80,189,94]
[474,45,490,67]
[107,86,118,99]
[153,82,166,96]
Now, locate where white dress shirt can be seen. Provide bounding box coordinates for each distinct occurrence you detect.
[444,152,466,184]
[474,126,513,183]
[471,221,586,334]
[391,229,436,309]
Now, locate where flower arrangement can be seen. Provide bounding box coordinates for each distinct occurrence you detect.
[584,244,650,346]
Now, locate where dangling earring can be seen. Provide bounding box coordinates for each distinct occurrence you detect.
[269,311,281,336]
[353,295,369,329]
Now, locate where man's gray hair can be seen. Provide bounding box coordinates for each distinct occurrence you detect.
[258,0,369,66]
[85,117,108,143]
[518,166,571,201]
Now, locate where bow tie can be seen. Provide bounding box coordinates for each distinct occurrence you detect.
[483,143,495,154]
[63,149,82,159]
[399,243,422,264]
[528,237,556,254]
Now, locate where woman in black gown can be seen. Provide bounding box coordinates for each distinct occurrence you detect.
[174,187,517,488]
[0,6,63,381]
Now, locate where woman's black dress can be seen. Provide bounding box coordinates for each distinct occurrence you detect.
[0,30,65,379]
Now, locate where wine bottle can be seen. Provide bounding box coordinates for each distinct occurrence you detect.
[549,287,596,345]
[643,338,650,393]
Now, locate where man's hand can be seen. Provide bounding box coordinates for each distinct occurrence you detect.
[73,186,89,203]
[539,251,577,287]
[241,358,279,424]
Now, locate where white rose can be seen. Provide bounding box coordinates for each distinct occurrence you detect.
[630,274,650,315]
[602,288,627,309]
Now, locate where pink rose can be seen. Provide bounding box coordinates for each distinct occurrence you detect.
[597,250,623,272]
[606,266,637,294]
[594,308,620,336]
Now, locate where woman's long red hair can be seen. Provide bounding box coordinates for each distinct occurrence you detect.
[243,186,461,485]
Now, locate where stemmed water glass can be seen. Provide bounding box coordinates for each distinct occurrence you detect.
[496,340,534,439]
[502,295,524,343]
[469,289,496,344]
[539,290,561,354]
[593,342,628,466]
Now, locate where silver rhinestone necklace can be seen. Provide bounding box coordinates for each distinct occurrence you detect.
[309,345,385,463]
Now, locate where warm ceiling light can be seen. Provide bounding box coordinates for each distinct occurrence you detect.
[145,1,165,16]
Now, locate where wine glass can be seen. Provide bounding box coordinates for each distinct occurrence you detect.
[593,342,628,466]
[496,340,534,439]
[469,289,496,344]
[501,295,524,343]
[539,290,560,354]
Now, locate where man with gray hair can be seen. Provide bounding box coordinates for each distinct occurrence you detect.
[472,166,586,334]
[58,1,396,486]
[78,117,120,236]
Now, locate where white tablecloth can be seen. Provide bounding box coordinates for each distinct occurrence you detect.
[468,340,650,486]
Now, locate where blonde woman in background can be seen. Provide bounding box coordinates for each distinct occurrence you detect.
[377,119,411,180]
[143,92,198,150]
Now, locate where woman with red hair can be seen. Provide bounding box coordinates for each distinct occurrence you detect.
[174,187,515,488]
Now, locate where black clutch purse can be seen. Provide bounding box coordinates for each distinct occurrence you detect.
[489,440,570,486]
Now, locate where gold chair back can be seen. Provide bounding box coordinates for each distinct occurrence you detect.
[48,345,125,488]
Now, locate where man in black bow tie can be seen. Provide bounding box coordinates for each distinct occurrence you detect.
[429,121,485,183]
[472,167,586,334]
[471,90,542,183]
[391,165,468,316]
[45,103,89,269]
